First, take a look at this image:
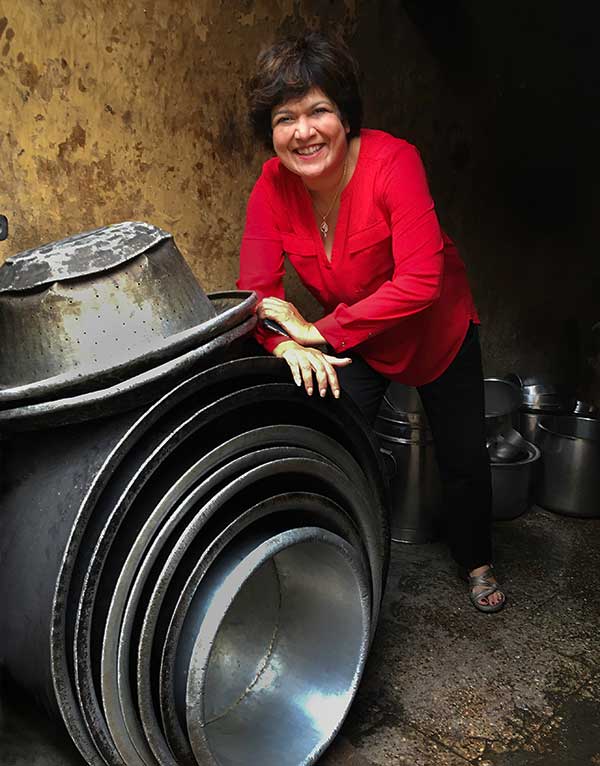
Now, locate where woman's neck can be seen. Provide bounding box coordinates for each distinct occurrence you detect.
[304,136,360,204]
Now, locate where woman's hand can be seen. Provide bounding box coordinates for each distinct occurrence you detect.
[258,297,325,346]
[273,340,351,398]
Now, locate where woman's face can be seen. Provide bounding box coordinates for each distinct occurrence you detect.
[270,87,349,187]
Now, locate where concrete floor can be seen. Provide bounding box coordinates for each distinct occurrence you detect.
[1,505,599,766]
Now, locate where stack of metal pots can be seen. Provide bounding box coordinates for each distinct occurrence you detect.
[374,384,442,543]
[506,375,575,444]
[0,223,389,766]
[375,379,541,531]
[484,379,541,520]
[505,375,600,518]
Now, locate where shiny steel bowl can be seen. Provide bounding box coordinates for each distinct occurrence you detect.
[484,378,521,438]
[179,527,371,766]
[535,415,600,517]
[491,440,541,520]
[487,426,529,463]
[484,378,522,417]
[0,222,218,404]
[521,383,573,411]
[505,374,574,412]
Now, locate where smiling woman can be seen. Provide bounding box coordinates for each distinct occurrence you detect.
[270,91,350,192]
[237,32,507,613]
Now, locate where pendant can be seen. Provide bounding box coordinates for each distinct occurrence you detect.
[319,219,329,240]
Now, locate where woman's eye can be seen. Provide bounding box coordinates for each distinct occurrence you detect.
[274,116,292,126]
[313,108,329,115]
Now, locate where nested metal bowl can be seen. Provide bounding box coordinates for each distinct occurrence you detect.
[180,527,371,766]
[534,415,600,517]
[506,374,574,412]
[490,440,541,520]
[0,222,230,405]
[484,378,521,437]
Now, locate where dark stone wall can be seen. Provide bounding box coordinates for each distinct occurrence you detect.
[351,2,599,400]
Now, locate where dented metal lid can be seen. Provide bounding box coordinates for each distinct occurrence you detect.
[0,221,172,293]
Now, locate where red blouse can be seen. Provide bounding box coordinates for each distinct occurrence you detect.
[237,129,479,386]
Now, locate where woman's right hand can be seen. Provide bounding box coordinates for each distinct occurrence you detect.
[273,341,352,398]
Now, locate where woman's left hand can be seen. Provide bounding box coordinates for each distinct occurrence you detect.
[258,297,325,346]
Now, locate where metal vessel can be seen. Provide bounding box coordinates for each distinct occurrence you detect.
[490,440,541,520]
[375,384,443,544]
[0,222,222,404]
[0,357,388,766]
[0,223,390,766]
[534,415,600,517]
[483,378,521,437]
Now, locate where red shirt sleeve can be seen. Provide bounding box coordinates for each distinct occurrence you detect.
[314,144,444,352]
[236,172,288,354]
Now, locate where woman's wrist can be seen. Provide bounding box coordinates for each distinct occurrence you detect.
[302,324,326,346]
[272,340,301,357]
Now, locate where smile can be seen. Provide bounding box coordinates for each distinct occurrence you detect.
[295,144,325,156]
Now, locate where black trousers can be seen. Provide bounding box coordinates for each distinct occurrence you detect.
[336,323,492,571]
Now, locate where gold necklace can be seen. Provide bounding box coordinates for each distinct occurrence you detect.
[311,154,348,241]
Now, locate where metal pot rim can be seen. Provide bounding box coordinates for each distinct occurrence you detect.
[489,440,541,467]
[538,415,600,442]
[0,300,257,431]
[0,221,170,293]
[0,290,257,406]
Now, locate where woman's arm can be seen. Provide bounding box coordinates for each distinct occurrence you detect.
[237,173,351,394]
[237,175,290,354]
[314,143,445,353]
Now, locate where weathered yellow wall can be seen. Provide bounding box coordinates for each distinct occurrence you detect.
[1,1,597,396]
[0,0,357,295]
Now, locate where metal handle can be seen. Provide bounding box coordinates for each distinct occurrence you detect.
[0,215,7,241]
[261,318,290,337]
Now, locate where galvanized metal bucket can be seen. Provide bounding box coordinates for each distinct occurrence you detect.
[375,384,443,544]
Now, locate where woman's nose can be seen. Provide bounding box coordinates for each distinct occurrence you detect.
[294,116,315,140]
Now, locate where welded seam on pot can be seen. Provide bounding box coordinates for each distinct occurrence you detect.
[200,560,284,727]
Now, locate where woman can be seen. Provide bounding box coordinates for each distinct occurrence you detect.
[237,32,505,613]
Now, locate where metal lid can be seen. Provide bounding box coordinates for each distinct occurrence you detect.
[0,221,171,293]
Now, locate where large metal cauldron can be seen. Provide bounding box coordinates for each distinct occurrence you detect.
[0,221,257,428]
[0,358,388,766]
[0,224,389,766]
[0,222,220,402]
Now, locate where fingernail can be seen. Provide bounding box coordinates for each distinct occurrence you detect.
[307,387,313,396]
[333,390,340,399]
[295,379,301,386]
[320,388,326,397]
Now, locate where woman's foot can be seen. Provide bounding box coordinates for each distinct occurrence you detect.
[468,565,506,613]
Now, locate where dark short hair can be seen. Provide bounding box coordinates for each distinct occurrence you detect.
[248,32,363,149]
